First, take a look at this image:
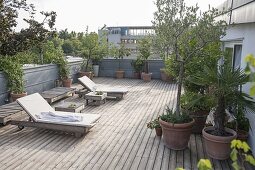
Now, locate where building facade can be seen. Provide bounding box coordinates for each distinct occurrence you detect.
[98,26,159,59]
[218,0,255,154]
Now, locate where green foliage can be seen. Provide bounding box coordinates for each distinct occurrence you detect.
[0,57,25,93]
[164,56,178,77]
[160,107,192,124]
[0,0,56,57]
[197,159,213,170]
[147,117,161,129]
[111,43,130,70]
[153,0,227,115]
[131,58,144,73]
[230,139,255,170]
[180,92,214,112]
[138,37,152,73]
[62,40,75,55]
[188,63,255,135]
[245,54,255,96]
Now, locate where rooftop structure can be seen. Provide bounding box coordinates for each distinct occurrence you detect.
[98,26,159,59]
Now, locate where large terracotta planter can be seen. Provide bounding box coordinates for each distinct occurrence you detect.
[160,69,173,82]
[189,110,209,134]
[10,92,27,102]
[203,126,237,160]
[62,78,72,87]
[116,70,125,79]
[142,72,152,82]
[159,118,195,150]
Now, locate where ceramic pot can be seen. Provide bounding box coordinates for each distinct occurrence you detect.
[62,78,72,87]
[93,65,99,77]
[189,110,209,134]
[78,71,93,79]
[160,69,173,82]
[202,126,237,160]
[155,128,162,136]
[142,72,152,82]
[10,92,27,102]
[159,118,195,150]
[133,72,141,79]
[116,70,125,79]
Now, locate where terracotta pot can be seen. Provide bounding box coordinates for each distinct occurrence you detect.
[155,128,162,136]
[237,129,249,141]
[78,71,93,79]
[159,118,195,150]
[10,92,27,102]
[116,70,125,79]
[62,78,72,87]
[189,110,209,134]
[160,69,173,82]
[203,126,237,160]
[133,72,141,79]
[142,72,152,82]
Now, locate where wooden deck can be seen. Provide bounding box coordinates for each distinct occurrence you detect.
[0,78,233,170]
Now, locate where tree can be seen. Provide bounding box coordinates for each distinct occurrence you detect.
[0,0,56,58]
[153,0,226,114]
[111,43,130,70]
[137,37,152,73]
[80,32,108,71]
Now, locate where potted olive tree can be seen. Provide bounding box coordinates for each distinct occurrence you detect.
[189,64,255,160]
[112,43,130,79]
[138,37,152,81]
[153,0,226,150]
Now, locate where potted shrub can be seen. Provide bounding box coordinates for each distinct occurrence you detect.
[138,37,152,81]
[181,92,214,134]
[147,117,162,136]
[112,43,130,79]
[160,57,176,82]
[189,64,255,160]
[131,58,144,79]
[57,56,72,87]
[159,107,194,150]
[0,59,27,101]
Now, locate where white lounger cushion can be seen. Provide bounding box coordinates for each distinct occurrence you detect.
[78,76,128,93]
[17,93,100,127]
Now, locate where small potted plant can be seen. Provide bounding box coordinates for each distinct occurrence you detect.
[58,57,72,87]
[131,58,144,79]
[159,107,194,150]
[147,117,162,136]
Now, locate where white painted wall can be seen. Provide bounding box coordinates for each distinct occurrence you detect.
[222,23,255,154]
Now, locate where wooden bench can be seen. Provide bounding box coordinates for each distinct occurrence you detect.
[0,102,25,125]
[40,87,75,104]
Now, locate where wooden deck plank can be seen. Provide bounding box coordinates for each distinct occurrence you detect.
[0,78,234,170]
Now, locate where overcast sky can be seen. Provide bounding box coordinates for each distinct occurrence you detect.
[17,0,224,33]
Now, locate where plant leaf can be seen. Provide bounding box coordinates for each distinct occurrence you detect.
[230,148,238,161]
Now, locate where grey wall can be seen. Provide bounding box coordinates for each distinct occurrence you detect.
[0,61,82,106]
[99,59,164,79]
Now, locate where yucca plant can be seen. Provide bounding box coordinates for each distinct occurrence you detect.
[188,63,255,136]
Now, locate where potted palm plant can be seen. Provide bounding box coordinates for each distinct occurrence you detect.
[189,64,255,160]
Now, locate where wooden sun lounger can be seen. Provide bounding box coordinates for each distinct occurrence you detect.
[0,102,25,125]
[40,87,75,103]
[10,93,100,137]
[78,76,128,100]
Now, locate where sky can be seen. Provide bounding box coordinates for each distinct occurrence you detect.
[17,0,224,33]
